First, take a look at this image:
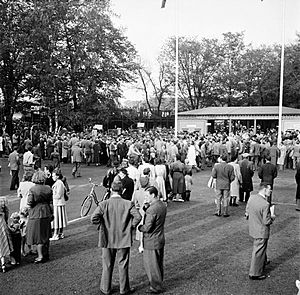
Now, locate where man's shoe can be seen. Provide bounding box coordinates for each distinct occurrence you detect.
[214,213,221,217]
[120,287,135,295]
[145,288,162,294]
[249,275,267,280]
[223,214,230,218]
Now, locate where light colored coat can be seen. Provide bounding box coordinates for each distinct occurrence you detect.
[246,194,273,239]
[229,162,242,197]
[52,179,66,206]
[91,194,141,248]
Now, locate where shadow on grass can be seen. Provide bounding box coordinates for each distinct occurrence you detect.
[163,215,298,295]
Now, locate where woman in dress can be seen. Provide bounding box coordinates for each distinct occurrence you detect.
[0,197,13,272]
[187,141,200,172]
[295,162,300,211]
[228,155,242,206]
[170,154,185,202]
[277,141,287,171]
[18,171,34,212]
[154,158,167,201]
[50,169,68,241]
[132,176,150,244]
[25,170,53,263]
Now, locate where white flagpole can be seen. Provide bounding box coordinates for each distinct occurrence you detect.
[277,0,286,145]
[161,0,178,138]
[174,0,179,138]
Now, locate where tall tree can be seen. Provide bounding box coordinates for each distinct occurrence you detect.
[0,0,48,134]
[137,57,173,117]
[216,32,246,106]
[0,0,138,134]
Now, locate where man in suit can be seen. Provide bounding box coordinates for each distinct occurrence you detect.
[8,146,20,190]
[239,153,255,203]
[245,183,275,280]
[138,186,167,294]
[91,180,141,295]
[211,154,235,217]
[257,155,277,203]
[71,142,83,177]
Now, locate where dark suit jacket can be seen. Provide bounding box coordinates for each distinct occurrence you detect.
[239,159,254,192]
[120,176,134,201]
[258,162,277,187]
[91,194,141,248]
[246,194,272,239]
[139,199,167,250]
[295,165,300,200]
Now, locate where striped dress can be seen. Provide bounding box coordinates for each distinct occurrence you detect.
[0,213,13,257]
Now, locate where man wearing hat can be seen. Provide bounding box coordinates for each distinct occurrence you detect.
[91,180,141,295]
[239,153,255,203]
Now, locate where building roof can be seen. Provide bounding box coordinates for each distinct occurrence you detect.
[178,106,300,117]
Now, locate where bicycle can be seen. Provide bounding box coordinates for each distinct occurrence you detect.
[80,178,110,217]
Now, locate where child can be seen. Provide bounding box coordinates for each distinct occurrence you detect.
[0,197,13,272]
[184,170,193,202]
[19,207,29,256]
[9,212,22,265]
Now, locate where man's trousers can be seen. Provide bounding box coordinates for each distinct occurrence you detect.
[101,247,130,295]
[249,238,268,276]
[143,248,164,292]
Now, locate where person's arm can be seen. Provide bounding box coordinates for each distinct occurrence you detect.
[262,204,273,225]
[229,167,235,183]
[130,205,142,228]
[249,162,255,177]
[138,210,155,233]
[245,199,250,219]
[257,167,262,179]
[91,205,104,225]
[211,166,217,179]
[27,189,35,208]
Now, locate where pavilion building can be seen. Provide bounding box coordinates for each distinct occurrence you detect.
[178,106,300,134]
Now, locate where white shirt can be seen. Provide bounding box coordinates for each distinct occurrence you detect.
[23,151,34,166]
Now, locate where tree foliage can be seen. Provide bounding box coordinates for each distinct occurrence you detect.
[0,0,137,134]
[159,32,299,111]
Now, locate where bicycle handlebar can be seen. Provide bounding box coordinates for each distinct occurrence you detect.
[88,178,102,187]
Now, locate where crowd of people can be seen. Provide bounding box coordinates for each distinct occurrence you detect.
[1,125,300,292]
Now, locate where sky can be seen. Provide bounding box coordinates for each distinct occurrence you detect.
[110,0,300,101]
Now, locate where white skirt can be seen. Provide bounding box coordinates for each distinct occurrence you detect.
[52,205,68,229]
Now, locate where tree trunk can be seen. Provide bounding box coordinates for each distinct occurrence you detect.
[3,84,15,136]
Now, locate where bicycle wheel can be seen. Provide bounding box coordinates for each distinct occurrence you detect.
[80,195,93,217]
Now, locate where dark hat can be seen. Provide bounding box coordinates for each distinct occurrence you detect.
[119,167,128,175]
[143,167,151,175]
[140,176,149,188]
